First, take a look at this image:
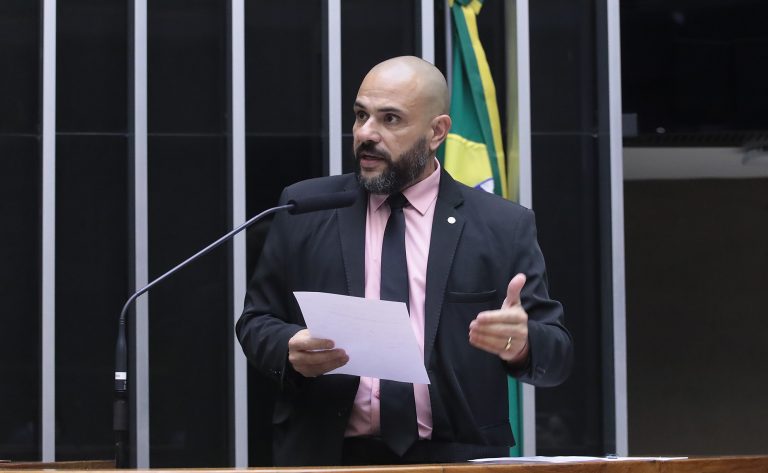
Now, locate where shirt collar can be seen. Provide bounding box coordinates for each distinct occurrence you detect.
[370,158,441,216]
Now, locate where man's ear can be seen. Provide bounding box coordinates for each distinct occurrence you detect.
[429,114,452,152]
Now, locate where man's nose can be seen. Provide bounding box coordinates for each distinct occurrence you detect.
[355,118,381,143]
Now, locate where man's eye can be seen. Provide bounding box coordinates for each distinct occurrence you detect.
[355,111,367,121]
[385,114,400,124]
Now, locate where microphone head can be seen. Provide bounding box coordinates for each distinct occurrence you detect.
[287,190,358,215]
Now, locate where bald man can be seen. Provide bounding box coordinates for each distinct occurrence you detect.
[237,56,572,466]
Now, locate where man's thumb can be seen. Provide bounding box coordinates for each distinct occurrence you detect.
[502,273,527,308]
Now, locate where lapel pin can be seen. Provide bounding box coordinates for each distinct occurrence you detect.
[447,216,456,224]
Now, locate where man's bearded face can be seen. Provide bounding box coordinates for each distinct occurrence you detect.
[354,137,430,195]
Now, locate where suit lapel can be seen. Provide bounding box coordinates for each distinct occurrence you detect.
[424,171,465,367]
[336,172,465,366]
[337,181,367,298]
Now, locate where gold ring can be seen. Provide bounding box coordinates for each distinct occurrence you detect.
[504,336,513,351]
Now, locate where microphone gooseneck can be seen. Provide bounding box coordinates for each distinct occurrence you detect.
[287,189,357,215]
[113,190,356,468]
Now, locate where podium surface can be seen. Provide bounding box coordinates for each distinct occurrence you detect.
[2,457,768,473]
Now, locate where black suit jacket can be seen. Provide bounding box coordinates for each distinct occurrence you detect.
[236,170,573,465]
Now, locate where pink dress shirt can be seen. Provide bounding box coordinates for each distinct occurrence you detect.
[345,159,441,440]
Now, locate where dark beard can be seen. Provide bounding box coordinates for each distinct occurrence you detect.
[354,137,430,195]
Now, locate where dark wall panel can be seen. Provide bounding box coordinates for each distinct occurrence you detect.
[530,0,608,456]
[529,1,596,135]
[55,135,129,460]
[340,0,416,174]
[0,136,40,460]
[244,0,326,217]
[0,0,41,460]
[0,0,41,461]
[54,0,129,460]
[243,1,326,465]
[147,0,230,466]
[244,0,324,135]
[621,0,768,135]
[531,134,604,455]
[0,1,40,133]
[147,139,230,467]
[57,0,128,133]
[149,0,227,134]
[625,178,768,455]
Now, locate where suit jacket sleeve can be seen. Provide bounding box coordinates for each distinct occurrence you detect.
[507,208,573,387]
[236,187,306,393]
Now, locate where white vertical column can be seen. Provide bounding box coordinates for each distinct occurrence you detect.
[230,0,248,466]
[445,0,452,90]
[420,0,435,63]
[133,0,150,467]
[514,0,536,456]
[327,0,342,176]
[41,0,56,462]
[515,0,532,211]
[607,0,628,457]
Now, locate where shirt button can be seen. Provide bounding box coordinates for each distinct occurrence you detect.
[374,389,381,399]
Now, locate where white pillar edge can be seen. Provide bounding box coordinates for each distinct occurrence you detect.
[514,0,535,456]
[420,0,435,64]
[445,0,452,91]
[520,384,536,456]
[230,0,249,466]
[515,0,532,210]
[133,0,150,467]
[41,0,57,462]
[327,0,342,176]
[606,0,628,457]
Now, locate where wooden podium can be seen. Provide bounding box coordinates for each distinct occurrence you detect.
[2,457,768,472]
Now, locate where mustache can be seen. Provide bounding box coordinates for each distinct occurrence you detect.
[354,142,390,161]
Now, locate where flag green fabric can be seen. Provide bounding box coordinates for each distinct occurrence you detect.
[439,0,522,456]
[441,0,507,198]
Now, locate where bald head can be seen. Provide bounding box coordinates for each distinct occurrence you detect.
[352,56,452,194]
[361,56,450,117]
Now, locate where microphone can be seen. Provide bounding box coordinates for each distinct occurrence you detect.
[113,189,357,467]
[287,189,357,214]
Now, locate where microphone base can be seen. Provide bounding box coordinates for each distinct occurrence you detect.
[114,396,129,468]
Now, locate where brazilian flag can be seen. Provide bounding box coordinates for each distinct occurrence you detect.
[440,0,508,198]
[439,0,522,456]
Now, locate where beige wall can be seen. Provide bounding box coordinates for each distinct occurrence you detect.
[625,177,768,454]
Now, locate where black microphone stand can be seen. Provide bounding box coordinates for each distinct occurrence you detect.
[113,203,292,467]
[113,188,356,467]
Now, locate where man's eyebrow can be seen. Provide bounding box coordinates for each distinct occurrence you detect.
[353,102,404,114]
[377,106,404,114]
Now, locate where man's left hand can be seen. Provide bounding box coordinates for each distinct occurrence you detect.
[469,273,530,364]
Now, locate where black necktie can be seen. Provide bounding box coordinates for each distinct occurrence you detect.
[379,192,418,456]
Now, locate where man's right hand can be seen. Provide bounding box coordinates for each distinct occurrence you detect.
[287,329,349,378]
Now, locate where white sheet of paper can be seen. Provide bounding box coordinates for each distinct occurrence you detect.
[469,456,604,464]
[469,456,688,464]
[293,291,430,384]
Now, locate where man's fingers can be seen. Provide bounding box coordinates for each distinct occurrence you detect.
[311,352,349,375]
[288,329,335,351]
[295,338,335,351]
[469,331,527,357]
[469,319,528,343]
[289,348,349,377]
[287,329,350,377]
[468,331,506,348]
[470,322,522,339]
[473,308,527,325]
[502,273,526,309]
[469,297,529,361]
[291,348,347,367]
